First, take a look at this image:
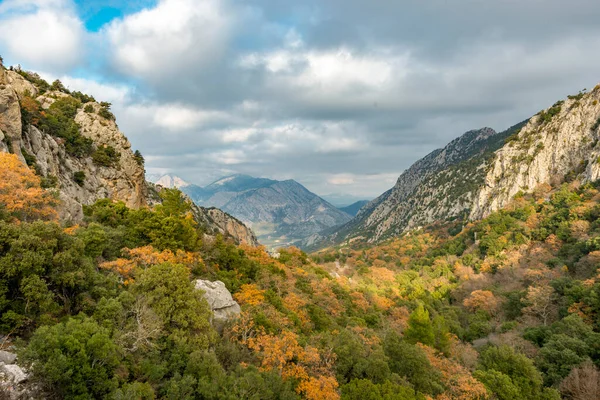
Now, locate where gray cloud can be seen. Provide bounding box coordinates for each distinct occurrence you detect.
[8,0,600,198]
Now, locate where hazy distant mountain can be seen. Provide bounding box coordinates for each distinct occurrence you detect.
[149,173,352,248]
[338,200,369,216]
[154,174,190,188]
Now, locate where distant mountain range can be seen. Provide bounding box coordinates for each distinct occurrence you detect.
[149,174,352,248]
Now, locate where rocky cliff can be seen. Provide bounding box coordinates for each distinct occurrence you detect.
[470,88,600,219]
[0,67,148,221]
[311,86,600,250]
[0,65,258,246]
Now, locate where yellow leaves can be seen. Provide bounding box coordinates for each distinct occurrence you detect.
[297,375,340,400]
[463,290,499,314]
[100,245,204,284]
[420,344,489,400]
[0,153,57,222]
[246,329,339,400]
[63,224,80,235]
[234,284,265,306]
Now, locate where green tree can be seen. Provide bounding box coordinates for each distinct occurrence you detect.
[404,304,435,346]
[474,345,560,400]
[131,262,215,350]
[22,316,120,399]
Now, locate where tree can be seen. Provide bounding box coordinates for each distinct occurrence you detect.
[523,286,556,326]
[22,316,120,399]
[463,290,500,315]
[559,360,600,400]
[474,345,560,400]
[404,304,435,346]
[0,153,57,222]
[131,262,215,350]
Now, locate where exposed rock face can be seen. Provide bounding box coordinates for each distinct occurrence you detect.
[312,85,600,249]
[194,280,241,329]
[0,67,258,247]
[470,88,600,219]
[0,68,148,221]
[0,364,27,384]
[0,351,16,365]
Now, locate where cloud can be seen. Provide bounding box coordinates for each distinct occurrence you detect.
[0,0,85,71]
[105,0,231,81]
[9,0,600,198]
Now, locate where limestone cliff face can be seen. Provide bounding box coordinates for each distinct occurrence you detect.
[311,85,600,250]
[471,87,600,219]
[0,68,147,221]
[0,66,259,246]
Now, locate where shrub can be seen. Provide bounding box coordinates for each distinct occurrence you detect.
[74,171,86,186]
[84,104,94,113]
[92,145,120,167]
[134,150,145,166]
[98,102,115,121]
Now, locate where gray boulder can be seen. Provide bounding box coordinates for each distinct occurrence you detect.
[0,351,16,365]
[0,363,27,384]
[194,280,241,329]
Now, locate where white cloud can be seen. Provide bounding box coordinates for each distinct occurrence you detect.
[0,0,84,71]
[105,0,232,80]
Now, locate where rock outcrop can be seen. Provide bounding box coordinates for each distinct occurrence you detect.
[0,68,148,221]
[311,85,600,249]
[0,65,258,246]
[194,280,241,330]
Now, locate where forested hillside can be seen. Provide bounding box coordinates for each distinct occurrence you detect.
[3,135,600,399]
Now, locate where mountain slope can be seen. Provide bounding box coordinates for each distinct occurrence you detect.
[0,65,257,246]
[338,200,369,216]
[152,173,352,246]
[310,86,600,250]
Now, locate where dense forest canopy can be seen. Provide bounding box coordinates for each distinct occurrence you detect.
[3,139,600,399]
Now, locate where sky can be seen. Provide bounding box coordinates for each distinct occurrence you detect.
[1,0,600,201]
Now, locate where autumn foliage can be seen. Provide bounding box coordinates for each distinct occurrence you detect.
[0,152,57,222]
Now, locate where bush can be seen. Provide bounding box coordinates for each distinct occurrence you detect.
[92,145,120,167]
[84,104,94,113]
[134,150,145,166]
[74,170,86,186]
[98,102,115,121]
[22,316,120,399]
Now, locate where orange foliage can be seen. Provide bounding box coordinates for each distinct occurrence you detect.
[463,290,499,314]
[234,284,265,306]
[247,329,339,399]
[420,344,488,400]
[296,375,340,400]
[100,245,204,284]
[0,153,57,222]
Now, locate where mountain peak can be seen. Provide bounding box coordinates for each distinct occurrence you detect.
[153,174,190,189]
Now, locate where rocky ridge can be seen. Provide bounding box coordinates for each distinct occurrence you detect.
[0,65,257,246]
[310,86,600,249]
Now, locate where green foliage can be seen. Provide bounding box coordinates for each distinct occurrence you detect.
[84,104,94,113]
[538,101,563,125]
[0,221,112,333]
[132,262,215,350]
[475,345,560,400]
[92,145,120,167]
[99,101,116,120]
[32,96,94,157]
[73,170,86,186]
[21,316,120,399]
[404,304,435,346]
[341,379,425,400]
[134,149,145,166]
